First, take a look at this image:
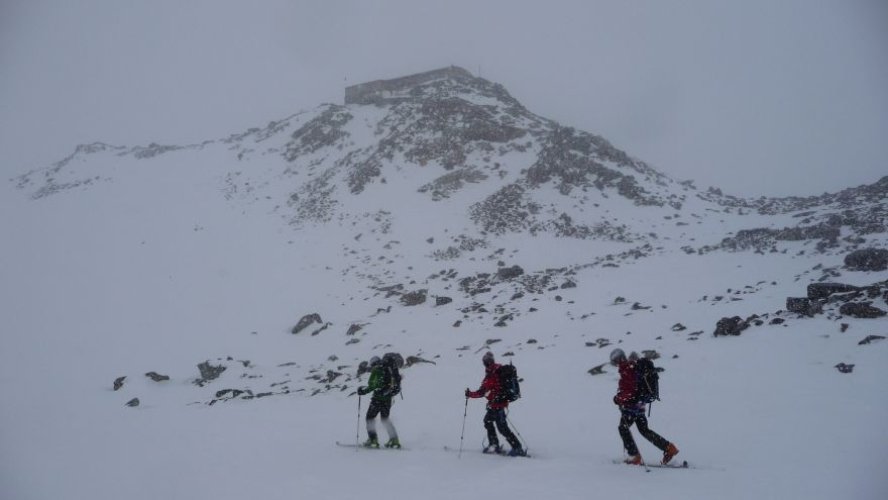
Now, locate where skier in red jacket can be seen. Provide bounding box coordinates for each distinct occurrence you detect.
[611,348,679,465]
[465,352,525,456]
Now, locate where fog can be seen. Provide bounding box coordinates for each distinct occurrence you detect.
[2,0,886,196]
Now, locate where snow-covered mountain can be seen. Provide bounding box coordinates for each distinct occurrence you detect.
[3,66,886,500]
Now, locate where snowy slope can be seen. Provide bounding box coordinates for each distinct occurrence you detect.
[2,68,886,500]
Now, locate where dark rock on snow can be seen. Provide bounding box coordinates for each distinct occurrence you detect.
[113,376,126,391]
[145,371,170,382]
[714,316,749,337]
[292,313,323,334]
[839,302,887,319]
[806,283,858,300]
[844,248,888,271]
[400,289,427,306]
[125,398,140,407]
[834,363,854,374]
[786,297,823,316]
[195,361,227,386]
[858,335,886,345]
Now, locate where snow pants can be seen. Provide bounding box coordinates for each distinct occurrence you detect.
[618,409,670,456]
[484,407,521,449]
[366,398,398,441]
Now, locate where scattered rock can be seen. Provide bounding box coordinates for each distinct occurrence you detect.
[834,363,854,374]
[858,335,886,345]
[614,297,626,304]
[560,280,577,289]
[587,363,607,375]
[841,323,849,332]
[346,324,363,336]
[401,289,427,306]
[496,265,524,280]
[844,248,888,271]
[195,361,227,386]
[769,318,785,325]
[405,355,436,366]
[125,398,140,407]
[714,316,749,337]
[292,313,323,334]
[145,372,170,382]
[113,376,126,391]
[839,302,887,319]
[671,323,687,332]
[786,297,823,316]
[631,302,651,310]
[526,338,538,344]
[807,283,858,301]
[435,296,453,306]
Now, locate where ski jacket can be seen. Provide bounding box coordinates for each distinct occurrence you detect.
[365,365,398,402]
[467,363,508,410]
[614,360,640,408]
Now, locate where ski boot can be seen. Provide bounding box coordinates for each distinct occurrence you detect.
[362,437,379,449]
[662,443,679,465]
[624,454,643,465]
[482,443,502,455]
[507,447,526,457]
[384,438,401,449]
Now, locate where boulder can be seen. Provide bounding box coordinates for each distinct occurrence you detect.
[145,371,170,382]
[113,376,126,391]
[195,361,227,386]
[714,316,749,337]
[125,398,140,407]
[435,296,453,306]
[786,297,823,316]
[844,248,888,271]
[806,283,858,300]
[400,289,427,306]
[839,302,887,319]
[292,313,323,334]
[496,265,524,280]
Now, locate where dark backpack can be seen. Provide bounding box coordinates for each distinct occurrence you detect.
[389,365,401,397]
[497,363,521,402]
[634,358,659,403]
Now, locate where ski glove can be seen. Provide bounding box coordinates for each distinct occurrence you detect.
[357,386,368,396]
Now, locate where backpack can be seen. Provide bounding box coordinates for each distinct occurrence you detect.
[634,358,659,403]
[496,363,521,403]
[388,365,401,397]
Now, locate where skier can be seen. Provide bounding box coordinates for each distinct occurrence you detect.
[465,352,525,456]
[357,355,401,448]
[610,348,679,465]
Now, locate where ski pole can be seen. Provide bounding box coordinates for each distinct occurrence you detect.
[356,394,362,451]
[505,411,528,452]
[458,397,468,459]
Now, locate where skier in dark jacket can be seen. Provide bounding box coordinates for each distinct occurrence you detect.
[357,356,400,448]
[611,348,678,465]
[465,352,525,456]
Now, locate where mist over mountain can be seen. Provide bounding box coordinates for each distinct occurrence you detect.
[3,67,886,500]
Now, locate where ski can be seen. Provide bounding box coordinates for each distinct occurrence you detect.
[443,445,531,458]
[336,441,406,450]
[612,458,697,469]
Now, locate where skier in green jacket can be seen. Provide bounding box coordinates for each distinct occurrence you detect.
[357,355,401,448]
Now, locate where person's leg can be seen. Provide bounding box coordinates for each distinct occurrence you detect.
[379,400,399,445]
[492,409,522,451]
[618,412,640,456]
[635,414,670,451]
[365,400,381,444]
[483,408,500,450]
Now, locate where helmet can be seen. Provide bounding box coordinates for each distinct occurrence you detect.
[628,351,639,362]
[369,356,381,367]
[482,352,495,367]
[609,348,626,365]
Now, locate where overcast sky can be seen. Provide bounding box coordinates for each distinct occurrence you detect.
[2,0,886,197]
